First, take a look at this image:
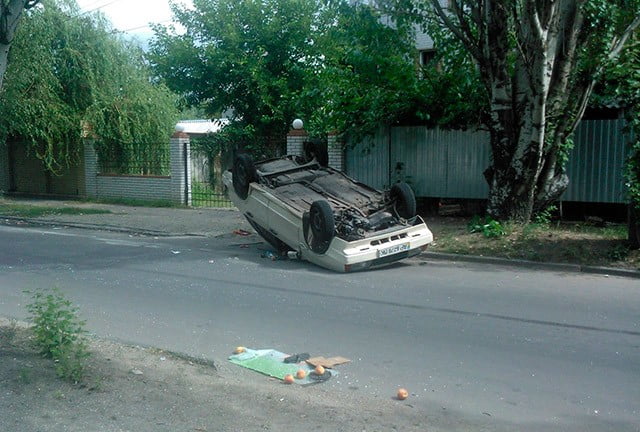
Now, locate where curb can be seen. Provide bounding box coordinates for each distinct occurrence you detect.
[0,216,181,237]
[420,252,640,279]
[3,215,639,279]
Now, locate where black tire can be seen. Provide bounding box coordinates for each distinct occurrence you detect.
[233,154,257,200]
[391,182,417,219]
[306,200,335,254]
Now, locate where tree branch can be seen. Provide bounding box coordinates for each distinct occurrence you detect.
[429,0,482,60]
[609,15,640,61]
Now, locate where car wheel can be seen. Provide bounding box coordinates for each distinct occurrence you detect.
[233,154,257,200]
[391,182,417,219]
[306,200,335,254]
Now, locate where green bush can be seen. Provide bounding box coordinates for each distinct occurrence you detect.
[533,204,558,225]
[25,288,90,383]
[467,215,507,238]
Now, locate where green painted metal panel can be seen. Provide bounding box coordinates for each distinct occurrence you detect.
[563,119,630,203]
[345,120,630,203]
[345,126,390,190]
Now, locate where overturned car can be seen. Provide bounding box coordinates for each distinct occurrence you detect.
[222,154,433,272]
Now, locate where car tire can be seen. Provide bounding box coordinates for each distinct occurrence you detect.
[233,154,257,200]
[307,200,335,254]
[391,182,417,219]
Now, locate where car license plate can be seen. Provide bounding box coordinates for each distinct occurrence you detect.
[378,243,410,258]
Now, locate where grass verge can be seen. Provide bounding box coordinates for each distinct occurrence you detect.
[428,217,639,270]
[0,203,111,218]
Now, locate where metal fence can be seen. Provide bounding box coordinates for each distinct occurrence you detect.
[346,119,631,203]
[97,145,171,177]
[189,147,233,208]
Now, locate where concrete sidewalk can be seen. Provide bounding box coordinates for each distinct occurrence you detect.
[0,197,251,237]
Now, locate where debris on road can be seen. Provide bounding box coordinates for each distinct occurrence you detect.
[260,250,278,260]
[284,353,310,363]
[229,348,348,386]
[283,374,295,384]
[305,356,351,368]
[397,388,409,400]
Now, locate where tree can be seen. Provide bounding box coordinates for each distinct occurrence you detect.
[150,0,320,155]
[0,0,177,172]
[595,36,640,247]
[386,0,640,222]
[0,0,39,91]
[308,1,486,141]
[306,1,422,141]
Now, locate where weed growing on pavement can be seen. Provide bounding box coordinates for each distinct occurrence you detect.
[25,288,90,383]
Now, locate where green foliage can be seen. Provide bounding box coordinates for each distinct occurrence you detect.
[150,0,319,155]
[25,287,90,383]
[607,243,630,261]
[151,0,477,154]
[595,32,640,235]
[307,1,484,141]
[533,204,558,225]
[0,0,178,172]
[467,215,506,238]
[306,2,419,140]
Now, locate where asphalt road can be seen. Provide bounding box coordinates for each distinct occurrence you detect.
[1,223,639,432]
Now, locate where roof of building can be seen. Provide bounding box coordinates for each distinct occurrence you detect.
[176,119,230,135]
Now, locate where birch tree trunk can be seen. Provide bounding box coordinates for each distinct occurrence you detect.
[428,0,640,222]
[0,0,37,91]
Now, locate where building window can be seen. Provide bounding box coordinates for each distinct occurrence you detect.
[420,49,436,66]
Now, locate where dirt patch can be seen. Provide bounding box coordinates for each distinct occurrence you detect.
[426,216,640,270]
[0,319,427,432]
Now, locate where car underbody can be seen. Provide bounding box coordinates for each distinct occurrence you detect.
[223,154,433,272]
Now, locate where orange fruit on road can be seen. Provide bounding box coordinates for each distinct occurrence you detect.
[314,365,325,375]
[233,346,246,354]
[283,374,295,384]
[397,388,409,400]
[296,369,307,379]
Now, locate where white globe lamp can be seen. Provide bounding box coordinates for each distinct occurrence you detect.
[292,119,304,130]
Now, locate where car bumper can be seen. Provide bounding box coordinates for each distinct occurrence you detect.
[301,217,433,272]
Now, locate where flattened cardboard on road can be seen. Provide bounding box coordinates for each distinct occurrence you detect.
[228,348,338,385]
[305,356,351,368]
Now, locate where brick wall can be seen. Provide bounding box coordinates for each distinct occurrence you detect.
[83,131,191,205]
[170,132,191,205]
[286,129,308,156]
[327,133,344,171]
[95,175,173,201]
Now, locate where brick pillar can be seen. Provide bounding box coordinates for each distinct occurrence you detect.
[83,140,98,198]
[287,128,308,156]
[327,132,344,171]
[171,129,191,205]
